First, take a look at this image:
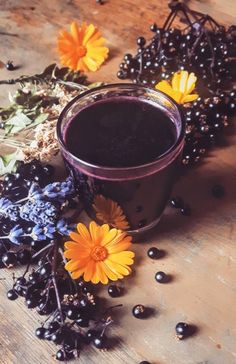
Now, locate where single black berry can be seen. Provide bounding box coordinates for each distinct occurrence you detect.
[132,304,147,319]
[56,349,66,361]
[7,289,18,301]
[2,252,17,267]
[139,361,151,364]
[147,247,160,259]
[35,327,46,339]
[212,184,225,198]
[175,322,190,339]
[5,60,15,71]
[93,334,107,349]
[86,329,98,343]
[17,249,31,265]
[155,271,168,283]
[108,284,122,298]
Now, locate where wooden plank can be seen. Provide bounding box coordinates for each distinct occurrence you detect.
[0,1,236,363]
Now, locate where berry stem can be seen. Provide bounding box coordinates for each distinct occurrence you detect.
[31,242,54,259]
[51,239,64,323]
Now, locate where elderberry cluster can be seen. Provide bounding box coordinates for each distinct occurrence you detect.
[8,257,111,361]
[117,2,235,90]
[0,160,77,268]
[117,2,236,166]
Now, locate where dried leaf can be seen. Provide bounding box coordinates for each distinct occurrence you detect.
[5,112,32,134]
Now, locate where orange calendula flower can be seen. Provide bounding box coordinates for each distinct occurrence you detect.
[93,195,130,230]
[155,70,199,104]
[58,21,109,72]
[64,221,135,284]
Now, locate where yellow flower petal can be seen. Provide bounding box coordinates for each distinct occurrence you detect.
[182,94,199,103]
[105,259,131,276]
[70,21,80,43]
[179,71,188,94]
[65,259,80,271]
[171,71,181,91]
[186,72,197,94]
[109,251,135,265]
[107,238,132,254]
[101,228,118,246]
[100,261,120,281]
[83,24,96,45]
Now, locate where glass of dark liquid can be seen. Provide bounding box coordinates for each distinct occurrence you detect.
[57,84,185,234]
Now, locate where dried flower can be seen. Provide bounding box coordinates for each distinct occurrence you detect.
[58,21,109,72]
[93,195,130,230]
[155,70,199,104]
[64,221,135,284]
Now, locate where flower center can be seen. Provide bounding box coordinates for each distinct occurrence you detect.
[91,245,108,261]
[77,46,87,57]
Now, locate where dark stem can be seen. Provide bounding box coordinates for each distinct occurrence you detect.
[52,239,64,323]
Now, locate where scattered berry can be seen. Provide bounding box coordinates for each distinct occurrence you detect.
[108,284,122,298]
[155,271,168,283]
[132,304,147,319]
[5,60,15,71]
[7,289,18,300]
[147,247,160,259]
[175,322,190,340]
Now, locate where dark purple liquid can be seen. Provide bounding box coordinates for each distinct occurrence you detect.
[65,97,176,167]
[63,96,181,232]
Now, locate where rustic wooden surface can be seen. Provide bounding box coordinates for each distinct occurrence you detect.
[0,1,236,364]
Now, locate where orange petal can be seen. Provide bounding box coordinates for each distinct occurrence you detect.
[83,260,96,282]
[181,93,199,103]
[107,238,132,254]
[69,232,91,248]
[77,223,91,242]
[65,259,80,271]
[71,266,86,279]
[89,221,99,243]
[105,231,128,249]
[64,249,89,260]
[70,21,80,43]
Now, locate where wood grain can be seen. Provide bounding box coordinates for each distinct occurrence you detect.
[0,1,236,364]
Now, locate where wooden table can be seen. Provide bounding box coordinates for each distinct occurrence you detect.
[0,1,236,364]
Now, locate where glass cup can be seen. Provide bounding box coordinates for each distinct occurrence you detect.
[57,84,185,234]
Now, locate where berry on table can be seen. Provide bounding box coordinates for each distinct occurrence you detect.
[147,247,161,259]
[7,289,18,300]
[155,271,168,283]
[93,333,107,349]
[35,327,46,339]
[2,252,17,267]
[175,322,190,339]
[5,60,15,71]
[132,304,147,319]
[107,284,122,298]
[139,361,151,364]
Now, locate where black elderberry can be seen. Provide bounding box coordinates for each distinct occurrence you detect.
[132,304,147,319]
[147,247,161,259]
[137,37,146,47]
[56,349,66,361]
[175,322,190,339]
[17,249,31,265]
[155,271,168,283]
[5,60,15,71]
[35,327,46,339]
[2,252,17,267]
[76,315,90,327]
[7,289,18,301]
[139,362,151,364]
[93,333,107,349]
[108,284,122,298]
[66,306,80,320]
[86,329,97,343]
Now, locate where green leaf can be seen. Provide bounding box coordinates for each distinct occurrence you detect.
[5,112,32,134]
[25,113,49,129]
[0,151,20,176]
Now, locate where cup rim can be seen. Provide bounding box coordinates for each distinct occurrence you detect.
[57,83,185,178]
